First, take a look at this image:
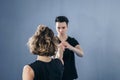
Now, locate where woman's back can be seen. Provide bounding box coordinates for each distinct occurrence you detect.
[29,59,63,80]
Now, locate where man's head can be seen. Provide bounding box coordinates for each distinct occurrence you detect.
[55,16,69,35]
[55,16,69,25]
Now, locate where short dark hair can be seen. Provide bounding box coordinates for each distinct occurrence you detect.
[55,16,69,25]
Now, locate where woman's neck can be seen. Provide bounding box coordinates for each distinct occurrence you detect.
[37,56,51,62]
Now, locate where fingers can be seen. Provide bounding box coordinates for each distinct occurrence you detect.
[61,41,69,48]
[58,43,65,51]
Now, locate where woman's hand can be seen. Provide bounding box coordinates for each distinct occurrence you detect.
[55,43,65,64]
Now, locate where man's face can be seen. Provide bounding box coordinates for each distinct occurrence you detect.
[56,22,68,35]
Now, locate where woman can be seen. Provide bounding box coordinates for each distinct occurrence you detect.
[22,25,64,80]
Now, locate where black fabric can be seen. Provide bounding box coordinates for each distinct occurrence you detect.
[29,59,63,80]
[56,36,79,80]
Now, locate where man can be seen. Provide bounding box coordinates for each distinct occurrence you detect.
[55,16,84,80]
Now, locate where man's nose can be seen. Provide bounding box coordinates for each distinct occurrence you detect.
[59,29,63,32]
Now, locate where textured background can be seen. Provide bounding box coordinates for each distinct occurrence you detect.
[0,0,120,80]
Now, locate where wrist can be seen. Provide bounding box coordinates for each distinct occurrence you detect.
[70,46,75,51]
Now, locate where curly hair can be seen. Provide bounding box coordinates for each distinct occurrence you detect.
[27,25,57,56]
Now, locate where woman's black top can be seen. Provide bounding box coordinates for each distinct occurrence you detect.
[29,59,63,80]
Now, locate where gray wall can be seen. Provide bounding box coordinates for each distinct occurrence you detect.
[0,0,120,80]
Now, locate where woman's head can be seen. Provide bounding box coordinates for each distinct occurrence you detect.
[27,25,57,56]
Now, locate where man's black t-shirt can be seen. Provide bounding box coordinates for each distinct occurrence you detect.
[57,36,79,80]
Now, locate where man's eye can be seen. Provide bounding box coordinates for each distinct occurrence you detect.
[62,27,65,29]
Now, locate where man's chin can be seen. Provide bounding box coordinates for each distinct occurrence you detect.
[60,33,64,35]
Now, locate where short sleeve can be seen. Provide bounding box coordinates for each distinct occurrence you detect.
[72,38,79,47]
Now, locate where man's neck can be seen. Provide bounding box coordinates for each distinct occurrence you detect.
[57,34,68,42]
